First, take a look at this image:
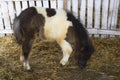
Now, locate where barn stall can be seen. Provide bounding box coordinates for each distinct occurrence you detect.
[0,0,120,80]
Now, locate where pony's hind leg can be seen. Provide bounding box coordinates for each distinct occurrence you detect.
[57,40,73,66]
[21,37,33,70]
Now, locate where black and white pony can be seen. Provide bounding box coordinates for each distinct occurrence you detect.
[13,7,94,70]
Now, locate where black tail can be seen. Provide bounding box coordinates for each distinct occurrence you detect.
[13,17,23,44]
[67,12,94,68]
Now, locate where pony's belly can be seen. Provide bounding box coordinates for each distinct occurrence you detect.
[44,26,67,40]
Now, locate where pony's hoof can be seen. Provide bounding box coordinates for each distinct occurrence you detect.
[79,65,86,69]
[23,62,31,70]
[60,64,63,67]
[60,60,67,66]
[27,68,33,73]
[78,61,87,69]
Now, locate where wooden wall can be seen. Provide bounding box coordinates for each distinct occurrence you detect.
[0,0,120,37]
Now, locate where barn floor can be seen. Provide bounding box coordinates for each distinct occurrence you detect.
[0,35,120,80]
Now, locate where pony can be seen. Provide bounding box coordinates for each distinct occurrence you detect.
[13,7,94,70]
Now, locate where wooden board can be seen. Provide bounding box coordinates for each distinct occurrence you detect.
[87,0,93,29]
[80,0,86,25]
[43,0,49,8]
[0,2,4,37]
[72,0,78,17]
[15,1,22,16]
[1,2,11,30]
[94,0,101,37]
[50,0,57,9]
[29,1,35,7]
[58,0,63,9]
[36,1,42,7]
[22,1,28,10]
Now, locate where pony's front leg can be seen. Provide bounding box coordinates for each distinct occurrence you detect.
[21,38,33,70]
[57,40,73,66]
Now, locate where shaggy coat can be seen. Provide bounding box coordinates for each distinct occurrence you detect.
[13,7,94,70]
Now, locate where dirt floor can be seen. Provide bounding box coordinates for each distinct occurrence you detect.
[0,35,120,80]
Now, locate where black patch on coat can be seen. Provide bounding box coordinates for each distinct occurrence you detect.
[31,14,45,39]
[46,8,56,17]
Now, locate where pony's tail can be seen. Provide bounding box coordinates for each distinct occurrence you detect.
[67,12,94,68]
[13,17,23,44]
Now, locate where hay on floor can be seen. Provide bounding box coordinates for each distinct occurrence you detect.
[0,35,120,80]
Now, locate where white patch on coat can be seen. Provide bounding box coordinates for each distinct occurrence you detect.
[35,7,73,41]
